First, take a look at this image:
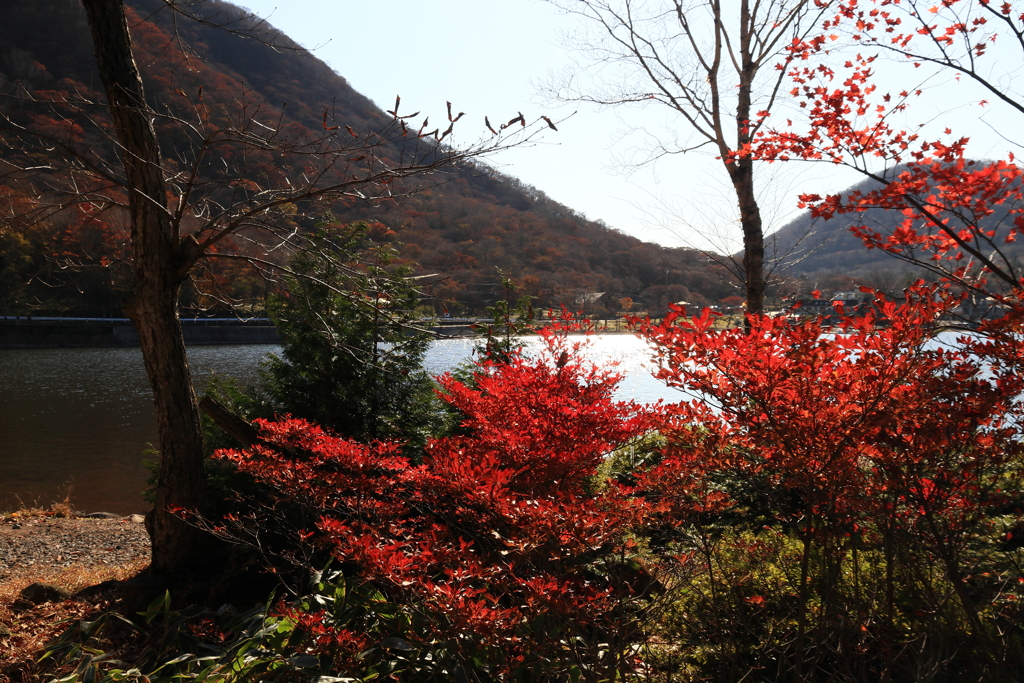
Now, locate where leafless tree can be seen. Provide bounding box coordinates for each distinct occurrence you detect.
[543,0,831,314]
[0,0,546,578]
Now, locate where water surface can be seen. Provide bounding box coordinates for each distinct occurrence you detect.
[0,336,677,514]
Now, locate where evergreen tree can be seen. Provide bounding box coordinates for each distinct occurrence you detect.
[262,221,445,453]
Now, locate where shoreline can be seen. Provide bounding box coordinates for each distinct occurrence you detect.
[0,510,150,577]
[0,317,645,349]
[0,318,280,349]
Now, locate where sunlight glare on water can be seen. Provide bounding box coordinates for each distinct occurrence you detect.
[424,334,684,405]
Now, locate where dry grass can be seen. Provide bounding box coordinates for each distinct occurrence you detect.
[1,495,148,683]
[0,559,149,683]
[1,494,75,521]
[0,560,149,622]
[0,508,49,522]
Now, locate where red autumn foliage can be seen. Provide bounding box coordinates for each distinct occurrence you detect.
[747,0,1024,298]
[637,286,1024,639]
[643,287,1020,504]
[212,327,653,677]
[432,328,651,495]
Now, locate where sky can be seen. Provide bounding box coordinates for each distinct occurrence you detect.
[235,0,1020,255]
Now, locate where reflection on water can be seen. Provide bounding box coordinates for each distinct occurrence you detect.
[0,336,679,514]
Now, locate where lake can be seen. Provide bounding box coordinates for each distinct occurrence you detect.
[0,335,683,514]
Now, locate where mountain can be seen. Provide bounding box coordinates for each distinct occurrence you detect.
[764,169,1024,289]
[0,0,732,318]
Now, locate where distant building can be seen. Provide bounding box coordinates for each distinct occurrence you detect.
[831,292,862,306]
[792,292,866,317]
[792,298,833,316]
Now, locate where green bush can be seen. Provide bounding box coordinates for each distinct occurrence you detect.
[260,221,448,455]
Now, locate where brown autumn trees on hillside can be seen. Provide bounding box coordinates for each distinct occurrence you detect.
[0,0,734,320]
[0,0,542,577]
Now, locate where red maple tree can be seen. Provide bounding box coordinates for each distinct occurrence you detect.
[748,0,1024,302]
[636,286,1024,671]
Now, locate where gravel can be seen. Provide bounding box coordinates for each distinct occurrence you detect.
[0,514,150,578]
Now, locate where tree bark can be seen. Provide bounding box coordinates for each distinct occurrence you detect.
[82,0,206,577]
[199,396,261,448]
[732,0,766,317]
[729,157,766,316]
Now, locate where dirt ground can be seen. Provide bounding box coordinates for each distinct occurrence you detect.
[0,512,150,682]
[0,513,149,576]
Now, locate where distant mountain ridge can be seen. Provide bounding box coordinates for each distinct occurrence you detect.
[0,0,732,317]
[764,168,1024,282]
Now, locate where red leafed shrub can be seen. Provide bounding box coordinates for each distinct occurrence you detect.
[432,327,652,495]
[639,285,1021,531]
[635,285,1024,676]
[212,327,654,679]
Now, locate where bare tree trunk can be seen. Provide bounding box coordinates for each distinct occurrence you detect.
[733,0,766,317]
[82,0,206,577]
[730,158,766,316]
[124,279,206,576]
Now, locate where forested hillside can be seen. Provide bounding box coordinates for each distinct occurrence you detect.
[0,0,730,318]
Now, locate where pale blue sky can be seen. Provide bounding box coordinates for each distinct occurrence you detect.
[236,0,1019,255]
